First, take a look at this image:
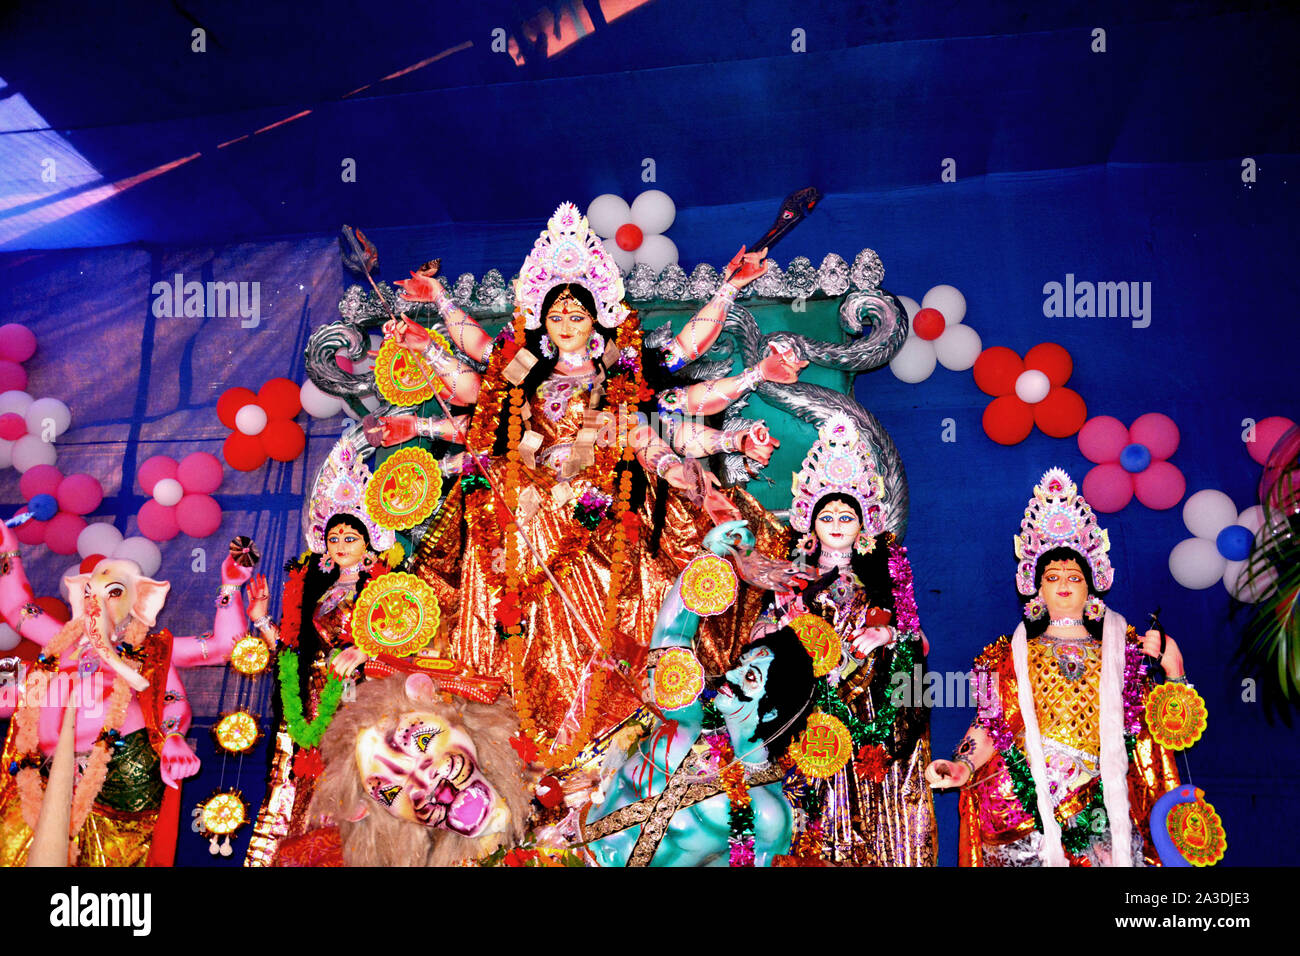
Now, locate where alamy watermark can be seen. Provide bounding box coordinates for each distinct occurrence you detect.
[1042,274,1151,328]
[151,272,261,328]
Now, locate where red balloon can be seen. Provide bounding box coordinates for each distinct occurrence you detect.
[258,378,303,420]
[0,412,26,440]
[79,554,106,574]
[1024,342,1073,387]
[217,387,258,429]
[223,431,268,471]
[1033,387,1088,438]
[176,494,222,538]
[45,512,87,555]
[912,308,946,341]
[137,500,180,541]
[19,463,63,501]
[983,395,1035,445]
[57,473,104,515]
[0,361,27,393]
[264,420,306,462]
[614,223,643,251]
[34,595,70,624]
[973,347,1024,397]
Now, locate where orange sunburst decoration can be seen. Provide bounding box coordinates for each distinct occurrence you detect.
[351,572,441,658]
[213,711,260,754]
[230,635,270,675]
[652,647,705,711]
[1169,798,1227,866]
[373,337,444,407]
[791,711,854,779]
[1146,683,1208,750]
[365,447,444,530]
[679,554,738,617]
[789,614,839,677]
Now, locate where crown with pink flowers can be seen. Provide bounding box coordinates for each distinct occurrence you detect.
[789,413,888,535]
[1014,467,1113,595]
[514,202,631,330]
[304,440,396,554]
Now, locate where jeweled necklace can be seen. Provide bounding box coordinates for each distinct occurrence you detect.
[558,350,589,371]
[818,548,852,572]
[1049,617,1084,627]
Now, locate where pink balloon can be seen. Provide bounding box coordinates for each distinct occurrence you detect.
[19,464,63,501]
[176,494,222,538]
[1077,416,1129,464]
[177,452,223,494]
[0,361,26,393]
[1133,460,1186,510]
[137,455,178,494]
[137,500,180,541]
[45,512,87,556]
[1129,413,1179,461]
[1082,463,1134,513]
[0,413,25,440]
[0,324,37,363]
[1248,416,1298,466]
[14,509,46,546]
[56,473,104,515]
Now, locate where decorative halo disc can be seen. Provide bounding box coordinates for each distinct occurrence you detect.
[374,338,441,407]
[791,711,854,779]
[199,792,247,837]
[230,635,270,676]
[214,711,260,754]
[365,447,444,530]
[352,572,441,658]
[679,553,738,617]
[1146,683,1208,750]
[1169,798,1226,866]
[652,648,705,711]
[789,614,839,677]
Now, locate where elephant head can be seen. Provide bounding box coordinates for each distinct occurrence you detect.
[62,558,171,692]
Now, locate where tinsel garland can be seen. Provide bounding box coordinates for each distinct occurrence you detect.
[278,649,346,748]
[700,694,755,866]
[999,741,1122,856]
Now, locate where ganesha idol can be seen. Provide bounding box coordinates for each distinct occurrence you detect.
[0,527,259,866]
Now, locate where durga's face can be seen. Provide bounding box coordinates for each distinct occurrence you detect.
[544,290,595,356]
[1039,559,1088,620]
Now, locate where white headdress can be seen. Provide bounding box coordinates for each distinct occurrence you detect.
[789,413,888,535]
[1013,467,1113,595]
[304,440,396,554]
[513,202,631,330]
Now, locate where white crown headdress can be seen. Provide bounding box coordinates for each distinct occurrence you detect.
[514,202,631,330]
[1014,467,1113,595]
[789,414,888,535]
[304,440,396,554]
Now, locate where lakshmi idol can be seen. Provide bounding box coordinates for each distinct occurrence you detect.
[756,414,936,865]
[380,203,806,769]
[925,468,1185,866]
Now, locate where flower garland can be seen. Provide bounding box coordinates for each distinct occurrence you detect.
[277,649,346,749]
[701,694,755,866]
[13,620,140,838]
[999,742,1112,856]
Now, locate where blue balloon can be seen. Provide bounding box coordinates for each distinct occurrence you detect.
[27,493,58,521]
[1216,524,1254,561]
[1119,442,1152,473]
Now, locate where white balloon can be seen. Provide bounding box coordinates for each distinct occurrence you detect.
[586,194,632,239]
[235,404,268,436]
[1168,537,1227,589]
[1236,505,1265,535]
[11,434,57,472]
[78,521,124,559]
[896,295,921,322]
[934,324,982,371]
[300,380,345,419]
[0,623,20,651]
[629,189,676,235]
[0,438,12,469]
[25,397,71,439]
[58,563,82,602]
[889,337,937,384]
[1224,558,1276,603]
[633,234,679,275]
[112,536,162,578]
[921,284,967,325]
[153,477,184,507]
[601,238,636,275]
[1183,488,1238,539]
[0,390,33,417]
[1014,369,1052,404]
